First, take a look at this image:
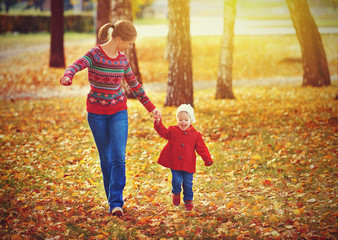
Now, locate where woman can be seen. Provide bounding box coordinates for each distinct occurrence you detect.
[60,20,161,216]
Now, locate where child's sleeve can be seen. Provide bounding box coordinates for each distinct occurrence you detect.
[196,132,213,165]
[154,120,170,140]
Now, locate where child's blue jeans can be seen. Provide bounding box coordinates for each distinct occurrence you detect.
[171,169,194,202]
[87,110,128,212]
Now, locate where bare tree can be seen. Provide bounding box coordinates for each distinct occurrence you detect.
[165,0,193,107]
[286,0,330,86]
[49,0,65,68]
[96,0,111,45]
[112,0,142,99]
[215,0,236,99]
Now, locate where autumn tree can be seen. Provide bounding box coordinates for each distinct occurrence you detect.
[215,0,236,99]
[165,0,193,107]
[96,0,111,45]
[49,0,65,68]
[286,0,330,87]
[112,0,142,99]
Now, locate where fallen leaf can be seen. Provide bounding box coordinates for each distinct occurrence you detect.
[306,198,317,203]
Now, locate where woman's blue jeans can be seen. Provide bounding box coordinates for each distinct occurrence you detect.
[171,169,194,202]
[87,110,128,212]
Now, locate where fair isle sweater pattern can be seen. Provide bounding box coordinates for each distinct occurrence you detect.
[62,45,155,114]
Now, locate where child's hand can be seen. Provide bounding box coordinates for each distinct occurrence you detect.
[152,108,162,123]
[205,161,213,166]
[60,76,72,86]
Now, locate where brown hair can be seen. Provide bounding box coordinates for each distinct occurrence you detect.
[98,20,137,42]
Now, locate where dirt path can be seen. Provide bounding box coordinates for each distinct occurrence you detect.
[1,37,336,100]
[0,38,95,61]
[1,75,337,100]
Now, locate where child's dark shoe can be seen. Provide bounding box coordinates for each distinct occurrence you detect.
[173,193,180,206]
[185,200,193,210]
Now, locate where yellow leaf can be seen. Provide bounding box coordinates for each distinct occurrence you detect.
[253,211,263,217]
[35,206,44,210]
[86,177,97,185]
[293,209,301,215]
[227,202,234,209]
[95,234,105,239]
[323,211,333,216]
[57,170,64,179]
[269,214,279,223]
[322,155,334,160]
[252,205,260,211]
[138,217,151,225]
[100,231,109,236]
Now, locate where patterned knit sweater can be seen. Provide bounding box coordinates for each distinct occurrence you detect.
[61,45,156,115]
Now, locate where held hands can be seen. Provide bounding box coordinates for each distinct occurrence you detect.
[60,76,72,86]
[152,108,162,123]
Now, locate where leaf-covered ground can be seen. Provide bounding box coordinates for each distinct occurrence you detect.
[0,33,337,239]
[1,86,337,239]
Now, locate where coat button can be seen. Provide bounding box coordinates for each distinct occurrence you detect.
[181,143,184,147]
[179,156,182,159]
[184,132,187,135]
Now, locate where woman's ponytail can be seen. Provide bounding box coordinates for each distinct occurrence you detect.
[98,20,137,42]
[98,23,115,42]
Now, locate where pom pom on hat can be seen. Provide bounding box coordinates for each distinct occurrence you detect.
[176,104,195,123]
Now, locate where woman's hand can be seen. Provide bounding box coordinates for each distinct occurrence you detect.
[60,76,72,86]
[152,108,162,123]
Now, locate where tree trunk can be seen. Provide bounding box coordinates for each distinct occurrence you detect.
[49,0,65,68]
[112,0,142,99]
[165,0,193,107]
[96,0,111,45]
[215,0,236,99]
[286,0,330,87]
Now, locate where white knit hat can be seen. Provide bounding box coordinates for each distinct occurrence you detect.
[176,104,195,123]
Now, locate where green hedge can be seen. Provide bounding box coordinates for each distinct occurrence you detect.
[0,14,94,33]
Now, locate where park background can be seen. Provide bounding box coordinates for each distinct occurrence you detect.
[0,0,337,239]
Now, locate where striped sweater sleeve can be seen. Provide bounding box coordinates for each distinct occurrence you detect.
[63,50,92,80]
[123,61,156,113]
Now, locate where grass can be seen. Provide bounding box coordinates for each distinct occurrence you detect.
[142,34,338,83]
[0,33,337,98]
[0,32,94,50]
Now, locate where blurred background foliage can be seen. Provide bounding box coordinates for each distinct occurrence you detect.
[0,0,337,26]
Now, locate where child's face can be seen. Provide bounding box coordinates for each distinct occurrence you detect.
[177,111,191,131]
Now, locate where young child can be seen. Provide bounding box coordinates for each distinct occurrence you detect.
[154,104,213,210]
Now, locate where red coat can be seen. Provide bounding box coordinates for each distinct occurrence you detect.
[154,121,213,173]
